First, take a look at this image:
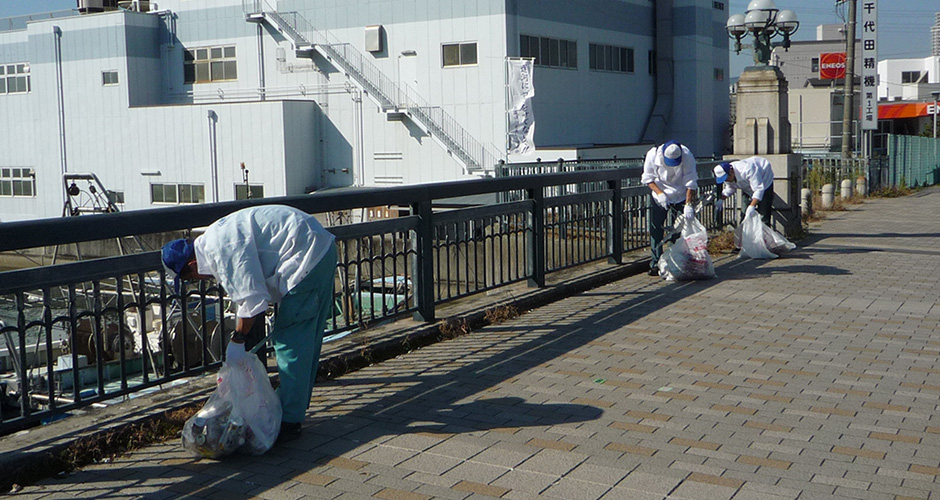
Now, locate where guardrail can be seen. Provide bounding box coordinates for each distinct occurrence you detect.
[0,10,79,33]
[0,169,730,435]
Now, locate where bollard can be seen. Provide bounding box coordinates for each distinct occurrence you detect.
[840,179,853,200]
[856,176,867,197]
[821,184,834,209]
[800,187,812,215]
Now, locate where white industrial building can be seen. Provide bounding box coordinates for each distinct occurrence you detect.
[0,0,730,222]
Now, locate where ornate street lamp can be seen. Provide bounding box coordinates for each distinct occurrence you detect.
[727,0,799,66]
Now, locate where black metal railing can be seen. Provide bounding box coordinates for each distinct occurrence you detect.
[0,169,730,434]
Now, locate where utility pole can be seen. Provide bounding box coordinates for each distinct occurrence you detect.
[841,0,857,158]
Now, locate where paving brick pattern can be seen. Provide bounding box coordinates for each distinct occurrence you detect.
[13,188,940,499]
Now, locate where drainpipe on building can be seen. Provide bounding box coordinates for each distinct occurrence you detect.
[257,24,265,101]
[207,110,219,203]
[53,26,69,204]
[641,0,675,145]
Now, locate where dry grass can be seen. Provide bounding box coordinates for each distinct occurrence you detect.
[5,406,201,492]
[484,304,520,325]
[707,231,737,255]
[58,407,199,470]
[871,185,914,198]
[437,317,471,339]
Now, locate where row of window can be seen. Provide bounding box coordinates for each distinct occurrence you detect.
[589,43,635,73]
[0,63,30,95]
[520,35,578,69]
[1,168,35,197]
[151,182,264,204]
[0,172,264,203]
[184,45,237,84]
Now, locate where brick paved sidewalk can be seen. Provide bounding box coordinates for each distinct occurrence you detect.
[12,188,940,499]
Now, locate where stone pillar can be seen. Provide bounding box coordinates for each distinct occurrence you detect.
[727,65,803,238]
[841,179,853,200]
[800,188,812,215]
[734,66,791,156]
[821,184,834,209]
[856,176,867,197]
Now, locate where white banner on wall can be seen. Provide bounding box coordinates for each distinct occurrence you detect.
[861,0,878,131]
[507,58,535,154]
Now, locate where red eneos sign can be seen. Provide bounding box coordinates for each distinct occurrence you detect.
[819,52,846,80]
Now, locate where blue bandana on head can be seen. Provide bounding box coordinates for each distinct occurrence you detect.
[161,238,195,293]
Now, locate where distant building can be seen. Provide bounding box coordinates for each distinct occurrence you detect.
[932,12,940,57]
[0,0,730,222]
[772,24,860,90]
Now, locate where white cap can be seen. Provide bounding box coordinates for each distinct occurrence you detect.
[663,140,682,166]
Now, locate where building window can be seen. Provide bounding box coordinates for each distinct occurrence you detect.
[184,45,237,84]
[0,168,35,197]
[0,63,30,95]
[442,42,477,67]
[811,57,819,73]
[151,183,204,204]
[901,71,921,84]
[713,1,725,10]
[714,68,724,81]
[235,184,264,200]
[589,43,634,73]
[109,190,124,205]
[520,35,577,69]
[102,70,119,86]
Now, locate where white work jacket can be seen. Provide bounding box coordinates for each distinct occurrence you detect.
[640,144,699,204]
[724,156,775,202]
[194,205,336,318]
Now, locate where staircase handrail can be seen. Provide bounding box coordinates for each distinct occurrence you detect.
[243,0,503,172]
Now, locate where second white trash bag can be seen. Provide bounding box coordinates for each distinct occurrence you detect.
[736,212,796,259]
[181,353,282,459]
[658,216,717,281]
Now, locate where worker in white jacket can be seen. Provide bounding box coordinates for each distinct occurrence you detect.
[713,156,775,226]
[641,140,699,276]
[161,204,337,444]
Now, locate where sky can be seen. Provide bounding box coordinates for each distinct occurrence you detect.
[1,0,937,80]
[728,0,939,77]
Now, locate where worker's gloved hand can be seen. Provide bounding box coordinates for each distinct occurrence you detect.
[715,199,724,212]
[683,204,695,220]
[653,192,667,209]
[722,186,735,198]
[225,339,250,365]
[745,205,757,219]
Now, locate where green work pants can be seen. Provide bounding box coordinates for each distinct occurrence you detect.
[272,245,337,423]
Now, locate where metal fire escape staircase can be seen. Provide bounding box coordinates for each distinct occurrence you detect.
[243,0,502,174]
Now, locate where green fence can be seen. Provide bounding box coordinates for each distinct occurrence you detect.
[886,134,940,188]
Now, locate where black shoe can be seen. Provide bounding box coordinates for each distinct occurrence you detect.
[648,267,659,276]
[276,422,303,444]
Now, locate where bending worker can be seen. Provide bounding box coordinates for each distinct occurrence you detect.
[161,204,337,443]
[641,139,699,276]
[714,156,775,226]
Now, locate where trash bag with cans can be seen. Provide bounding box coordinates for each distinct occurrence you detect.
[657,214,717,281]
[734,211,796,259]
[181,351,281,458]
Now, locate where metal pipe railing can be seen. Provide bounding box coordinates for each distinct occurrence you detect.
[0,168,731,435]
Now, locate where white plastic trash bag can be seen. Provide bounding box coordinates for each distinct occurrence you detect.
[735,212,795,259]
[182,354,282,458]
[658,217,716,281]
